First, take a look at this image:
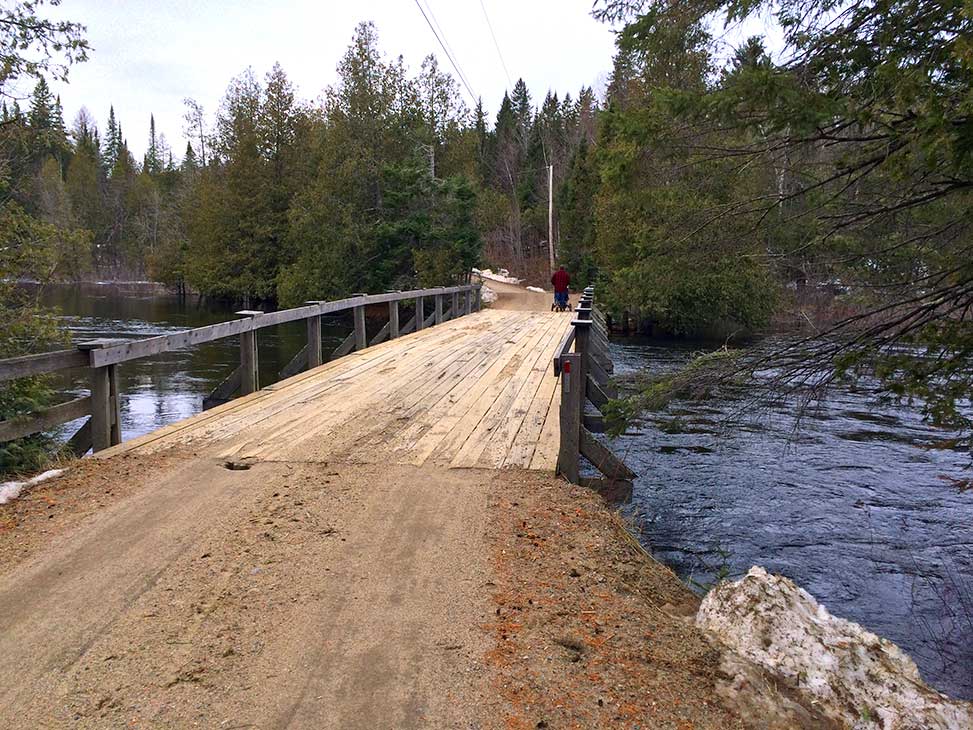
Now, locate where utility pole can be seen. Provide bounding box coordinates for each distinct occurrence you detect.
[548,164,555,275]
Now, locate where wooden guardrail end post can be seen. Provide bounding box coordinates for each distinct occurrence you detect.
[557,352,582,483]
[79,339,124,451]
[235,310,263,395]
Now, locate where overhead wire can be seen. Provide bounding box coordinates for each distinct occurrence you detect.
[478,0,513,90]
[411,0,479,105]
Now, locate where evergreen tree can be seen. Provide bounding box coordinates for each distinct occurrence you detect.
[102,105,120,172]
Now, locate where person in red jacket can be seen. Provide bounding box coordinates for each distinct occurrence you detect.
[551,265,570,312]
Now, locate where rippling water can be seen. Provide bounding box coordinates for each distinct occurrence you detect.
[609,338,973,700]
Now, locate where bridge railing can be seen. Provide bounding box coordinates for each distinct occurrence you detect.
[0,284,482,455]
[553,286,636,490]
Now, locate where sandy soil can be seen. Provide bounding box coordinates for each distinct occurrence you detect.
[482,278,579,313]
[0,451,771,729]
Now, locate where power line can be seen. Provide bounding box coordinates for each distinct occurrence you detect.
[478,0,513,90]
[420,0,474,94]
[411,0,478,105]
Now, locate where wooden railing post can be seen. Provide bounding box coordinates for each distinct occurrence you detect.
[557,352,582,482]
[236,310,263,395]
[463,288,471,315]
[416,295,425,331]
[434,289,444,325]
[389,293,400,339]
[80,340,123,452]
[304,303,323,369]
[474,285,482,311]
[352,294,367,351]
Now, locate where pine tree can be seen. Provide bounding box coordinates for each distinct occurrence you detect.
[102,106,120,172]
[28,78,54,131]
[182,142,198,172]
[144,113,160,175]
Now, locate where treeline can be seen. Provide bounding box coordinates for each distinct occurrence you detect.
[2,22,606,307]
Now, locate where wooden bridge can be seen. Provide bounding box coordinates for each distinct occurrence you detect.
[0,282,630,484]
[0,281,634,728]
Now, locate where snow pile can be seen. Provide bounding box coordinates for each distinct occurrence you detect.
[526,286,547,294]
[473,268,523,285]
[698,566,973,730]
[0,469,66,505]
[480,285,498,304]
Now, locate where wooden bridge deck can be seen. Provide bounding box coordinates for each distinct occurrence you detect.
[103,308,572,471]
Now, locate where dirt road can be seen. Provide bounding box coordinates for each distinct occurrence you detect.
[0,456,492,728]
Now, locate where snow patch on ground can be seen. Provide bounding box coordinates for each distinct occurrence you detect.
[0,469,66,505]
[473,268,523,285]
[480,285,498,304]
[526,286,547,294]
[698,566,973,730]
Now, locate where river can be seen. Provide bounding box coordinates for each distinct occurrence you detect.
[38,284,973,701]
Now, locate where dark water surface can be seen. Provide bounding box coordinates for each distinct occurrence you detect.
[610,338,973,700]
[40,284,353,443]
[38,286,972,700]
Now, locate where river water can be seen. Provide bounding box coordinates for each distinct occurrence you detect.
[37,285,973,700]
[610,338,973,700]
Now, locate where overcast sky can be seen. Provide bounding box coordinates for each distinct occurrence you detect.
[44,0,619,161]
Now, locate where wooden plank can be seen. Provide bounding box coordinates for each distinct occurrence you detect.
[204,366,242,410]
[66,417,92,457]
[476,315,568,468]
[0,349,88,382]
[586,375,610,411]
[0,396,91,442]
[331,331,356,360]
[580,429,636,480]
[389,300,399,339]
[279,344,309,380]
[449,315,565,468]
[583,413,605,433]
[369,321,391,346]
[552,328,576,375]
[579,476,634,503]
[407,314,548,466]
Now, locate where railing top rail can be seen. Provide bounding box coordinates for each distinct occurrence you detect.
[0,283,481,376]
[552,287,598,377]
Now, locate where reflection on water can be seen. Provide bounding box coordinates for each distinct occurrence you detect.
[609,338,973,700]
[38,284,354,444]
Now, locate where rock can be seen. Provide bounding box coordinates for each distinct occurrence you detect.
[697,566,973,730]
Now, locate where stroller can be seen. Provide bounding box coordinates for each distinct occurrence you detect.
[552,288,570,313]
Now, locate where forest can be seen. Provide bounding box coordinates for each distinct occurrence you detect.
[3,0,973,467]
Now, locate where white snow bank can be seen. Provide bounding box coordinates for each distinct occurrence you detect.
[0,468,66,505]
[473,268,523,285]
[526,286,547,294]
[480,285,498,304]
[698,566,973,730]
